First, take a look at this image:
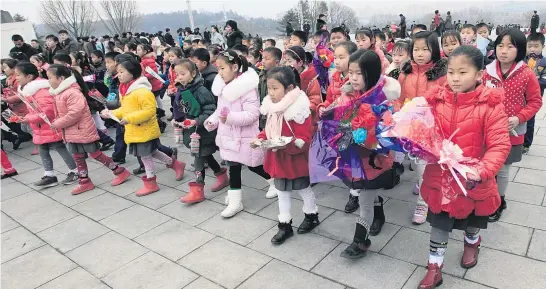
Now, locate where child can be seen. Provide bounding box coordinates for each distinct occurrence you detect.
[124,42,137,53]
[397,31,447,225]
[354,29,389,72]
[1,149,18,179]
[417,45,511,289]
[204,50,277,217]
[253,66,319,244]
[476,22,495,53]
[246,47,262,70]
[386,40,411,79]
[47,64,131,194]
[264,39,276,48]
[441,30,462,57]
[90,50,109,97]
[330,27,349,47]
[283,36,291,52]
[411,24,427,35]
[104,51,127,164]
[482,28,543,222]
[524,33,546,153]
[166,47,184,116]
[136,43,164,108]
[15,62,79,187]
[259,47,282,129]
[190,48,218,91]
[29,54,49,79]
[242,36,252,48]
[183,40,193,57]
[207,45,221,67]
[69,51,92,76]
[171,59,227,202]
[191,39,200,50]
[290,30,308,47]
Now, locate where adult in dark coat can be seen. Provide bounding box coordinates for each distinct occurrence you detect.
[10,35,39,58]
[531,11,540,33]
[58,30,79,54]
[224,20,244,49]
[399,14,407,38]
[444,11,453,31]
[316,14,327,32]
[43,35,63,64]
[165,28,175,46]
[286,22,294,36]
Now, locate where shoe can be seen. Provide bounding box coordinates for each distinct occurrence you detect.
[31,146,39,155]
[34,176,58,188]
[112,157,126,164]
[111,166,130,186]
[133,166,145,175]
[12,138,22,150]
[71,178,95,195]
[168,160,185,181]
[418,263,443,289]
[135,176,160,196]
[413,183,420,195]
[488,196,506,222]
[412,203,428,225]
[340,221,371,259]
[100,140,115,151]
[210,168,229,192]
[461,236,481,269]
[344,191,359,213]
[297,213,320,234]
[220,189,243,218]
[1,169,18,179]
[370,196,385,236]
[180,182,205,203]
[265,178,278,198]
[523,146,530,154]
[271,221,294,244]
[61,172,79,185]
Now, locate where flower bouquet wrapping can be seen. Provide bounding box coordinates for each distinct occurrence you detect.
[312,33,334,94]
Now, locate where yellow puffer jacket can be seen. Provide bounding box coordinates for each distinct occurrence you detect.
[111,77,160,144]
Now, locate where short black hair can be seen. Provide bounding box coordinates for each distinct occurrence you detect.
[91,50,104,59]
[104,51,120,60]
[476,23,489,30]
[232,44,249,56]
[335,41,358,54]
[375,32,386,42]
[412,24,428,32]
[53,53,72,64]
[190,48,211,65]
[495,28,527,62]
[411,31,441,63]
[31,39,39,43]
[449,45,484,71]
[166,28,170,32]
[319,13,326,18]
[11,34,23,42]
[183,39,192,44]
[191,39,200,44]
[527,33,545,46]
[265,39,276,46]
[263,46,283,61]
[461,24,477,34]
[441,30,462,46]
[348,49,382,91]
[58,29,68,34]
[290,30,308,45]
[116,57,142,79]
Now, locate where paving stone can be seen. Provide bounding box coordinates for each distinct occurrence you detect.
[177,178,229,200]
[47,185,107,207]
[248,227,339,270]
[100,205,170,239]
[1,213,19,233]
[238,259,345,289]
[382,198,432,233]
[1,246,77,289]
[183,277,223,289]
[199,211,275,245]
[532,136,546,146]
[402,267,491,289]
[514,168,546,187]
[372,182,417,203]
[1,227,45,263]
[72,193,135,221]
[125,185,184,209]
[37,216,110,253]
[465,247,546,289]
[302,184,350,211]
[66,232,148,278]
[509,166,519,181]
[135,219,214,261]
[36,267,110,289]
[98,175,145,196]
[159,199,224,226]
[514,155,546,171]
[1,191,55,217]
[380,228,466,277]
[6,159,41,174]
[103,252,197,289]
[155,167,188,188]
[257,198,335,226]
[477,221,533,256]
[240,168,270,190]
[211,186,276,214]
[504,182,545,205]
[179,237,271,289]
[11,201,79,233]
[527,229,546,262]
[312,244,416,289]
[526,144,546,157]
[0,181,34,201]
[501,201,546,230]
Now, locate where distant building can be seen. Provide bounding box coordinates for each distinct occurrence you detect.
[1,10,14,24]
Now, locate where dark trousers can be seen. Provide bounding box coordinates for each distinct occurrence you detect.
[1,119,32,142]
[524,116,535,148]
[112,124,127,160]
[97,129,113,144]
[399,26,406,38]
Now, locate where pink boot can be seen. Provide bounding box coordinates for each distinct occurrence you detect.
[135,176,160,196]
[111,166,130,186]
[72,178,95,195]
[210,168,229,192]
[180,182,205,203]
[168,160,186,181]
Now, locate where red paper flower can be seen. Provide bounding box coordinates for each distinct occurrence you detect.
[351,104,377,131]
[183,119,192,126]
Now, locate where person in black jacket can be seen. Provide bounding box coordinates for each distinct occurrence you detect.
[316,14,327,32]
[399,14,407,38]
[43,34,63,64]
[224,20,244,49]
[10,35,39,58]
[190,48,218,91]
[165,28,175,46]
[531,11,540,33]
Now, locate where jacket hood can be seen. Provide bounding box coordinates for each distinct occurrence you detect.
[484,59,526,81]
[18,79,50,96]
[426,83,504,107]
[260,87,311,123]
[201,64,218,78]
[211,68,259,102]
[127,77,152,94]
[49,75,78,95]
[402,58,447,81]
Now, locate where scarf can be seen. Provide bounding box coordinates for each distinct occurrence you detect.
[264,87,301,140]
[119,79,136,97]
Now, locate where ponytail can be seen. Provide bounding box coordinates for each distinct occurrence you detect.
[218,49,249,73]
[48,64,92,104]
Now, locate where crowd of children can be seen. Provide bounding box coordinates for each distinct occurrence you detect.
[2,18,545,289]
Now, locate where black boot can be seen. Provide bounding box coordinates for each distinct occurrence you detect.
[271,221,294,245]
[370,196,385,236]
[340,220,371,259]
[344,194,359,213]
[298,213,320,234]
[488,196,507,222]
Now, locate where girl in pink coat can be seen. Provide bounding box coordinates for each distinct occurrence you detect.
[47,64,131,195]
[15,62,78,188]
[204,50,277,218]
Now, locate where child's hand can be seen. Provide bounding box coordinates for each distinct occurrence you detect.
[318,107,326,118]
[250,138,263,148]
[119,119,128,125]
[466,170,481,182]
[204,120,215,131]
[508,116,520,131]
[100,109,111,119]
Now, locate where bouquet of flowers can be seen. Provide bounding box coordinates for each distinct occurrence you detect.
[312,33,334,93]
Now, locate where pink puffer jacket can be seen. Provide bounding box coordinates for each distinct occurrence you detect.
[50,76,99,144]
[18,79,63,145]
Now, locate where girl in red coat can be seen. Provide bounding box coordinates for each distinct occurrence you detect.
[482,28,543,222]
[253,66,318,245]
[137,43,164,108]
[47,64,131,195]
[417,46,511,289]
[354,28,390,73]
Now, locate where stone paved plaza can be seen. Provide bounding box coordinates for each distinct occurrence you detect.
[2,101,546,289]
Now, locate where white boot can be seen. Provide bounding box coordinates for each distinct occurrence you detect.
[265,179,279,199]
[221,189,244,218]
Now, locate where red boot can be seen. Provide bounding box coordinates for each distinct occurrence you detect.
[210,168,229,192]
[111,166,130,186]
[136,176,160,196]
[418,263,443,289]
[169,160,186,181]
[72,178,95,195]
[461,236,481,269]
[180,182,205,203]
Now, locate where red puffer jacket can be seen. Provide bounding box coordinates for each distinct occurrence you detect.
[2,75,28,116]
[421,84,511,219]
[316,70,348,111]
[140,55,163,92]
[396,59,447,110]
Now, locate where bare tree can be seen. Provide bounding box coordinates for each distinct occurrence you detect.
[98,0,141,35]
[40,0,96,37]
[328,1,359,31]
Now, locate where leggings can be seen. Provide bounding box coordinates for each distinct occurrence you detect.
[413,160,427,205]
[358,190,378,231]
[277,186,318,223]
[140,150,173,178]
[194,154,221,183]
[137,142,173,168]
[38,141,77,173]
[430,226,481,256]
[73,150,118,178]
[229,163,271,189]
[497,164,510,197]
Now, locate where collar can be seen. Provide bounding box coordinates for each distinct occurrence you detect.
[49,76,77,95]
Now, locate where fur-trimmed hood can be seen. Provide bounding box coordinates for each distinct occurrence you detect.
[49,76,78,96]
[425,83,504,107]
[125,76,152,95]
[18,79,50,97]
[340,76,401,101]
[211,69,259,102]
[402,58,448,81]
[260,87,311,124]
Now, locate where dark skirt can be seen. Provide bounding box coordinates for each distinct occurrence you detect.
[274,176,310,191]
[129,138,160,157]
[427,210,488,232]
[504,144,523,164]
[67,142,101,154]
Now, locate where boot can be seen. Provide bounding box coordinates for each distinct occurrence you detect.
[221,189,243,218]
[136,176,160,196]
[344,190,360,213]
[168,160,186,181]
[488,196,506,222]
[461,236,481,269]
[210,168,229,192]
[180,182,205,203]
[1,168,18,179]
[418,263,443,289]
[271,221,294,244]
[31,146,39,155]
[265,179,278,199]
[71,178,95,195]
[340,222,372,259]
[370,196,385,236]
[111,166,130,186]
[297,213,320,234]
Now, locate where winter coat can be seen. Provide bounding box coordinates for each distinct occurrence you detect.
[2,75,28,116]
[211,32,226,48]
[396,59,448,110]
[105,74,121,109]
[201,64,218,91]
[226,30,244,49]
[140,55,163,92]
[9,43,39,58]
[525,54,546,95]
[317,70,349,111]
[50,76,99,144]
[43,46,62,64]
[531,14,540,30]
[165,32,175,46]
[300,65,321,126]
[111,77,161,144]
[482,60,543,145]
[173,75,218,157]
[444,15,453,30]
[18,79,63,145]
[60,38,79,54]
[257,88,312,179]
[421,84,511,219]
[82,41,95,58]
[92,61,108,97]
[316,18,326,32]
[206,69,264,167]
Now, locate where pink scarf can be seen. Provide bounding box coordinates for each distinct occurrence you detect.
[264,87,301,140]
